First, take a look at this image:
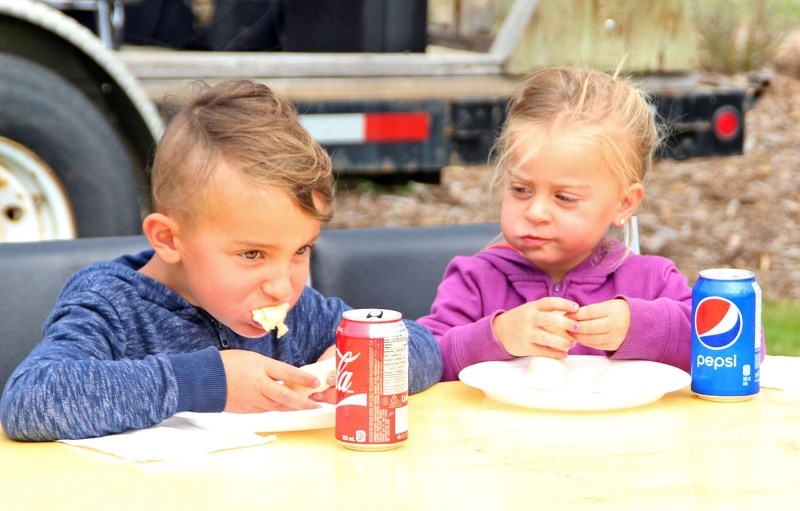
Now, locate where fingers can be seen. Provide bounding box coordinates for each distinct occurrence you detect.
[269,362,319,390]
[262,381,320,411]
[529,344,570,359]
[566,300,630,352]
[539,328,576,351]
[494,299,581,357]
[308,386,337,404]
[536,297,580,314]
[567,300,628,334]
[567,302,606,322]
[221,350,325,412]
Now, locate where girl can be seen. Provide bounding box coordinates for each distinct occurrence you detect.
[419,66,694,381]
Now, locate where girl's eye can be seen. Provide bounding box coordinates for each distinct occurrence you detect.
[510,184,531,196]
[555,193,578,203]
[242,250,261,260]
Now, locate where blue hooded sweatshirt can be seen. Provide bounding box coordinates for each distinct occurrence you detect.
[0,250,442,441]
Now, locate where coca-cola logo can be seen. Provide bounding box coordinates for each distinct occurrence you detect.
[335,348,360,394]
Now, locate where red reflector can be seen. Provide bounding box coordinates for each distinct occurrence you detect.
[713,106,741,141]
[364,113,430,142]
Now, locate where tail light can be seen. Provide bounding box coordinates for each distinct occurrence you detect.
[712,105,742,141]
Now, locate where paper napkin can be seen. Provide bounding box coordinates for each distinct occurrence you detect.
[60,416,275,462]
[760,355,800,391]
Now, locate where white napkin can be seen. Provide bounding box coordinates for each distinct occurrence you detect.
[760,355,800,391]
[60,416,275,462]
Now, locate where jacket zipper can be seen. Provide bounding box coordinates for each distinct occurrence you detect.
[203,313,230,349]
[217,323,230,349]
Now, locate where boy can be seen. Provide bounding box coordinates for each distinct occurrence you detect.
[0,80,443,441]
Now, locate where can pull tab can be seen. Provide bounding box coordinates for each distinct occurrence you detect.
[366,310,384,319]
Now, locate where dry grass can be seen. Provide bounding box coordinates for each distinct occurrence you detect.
[693,0,788,73]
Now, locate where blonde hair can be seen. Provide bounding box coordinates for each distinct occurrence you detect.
[150,80,334,224]
[490,66,661,196]
[489,66,662,252]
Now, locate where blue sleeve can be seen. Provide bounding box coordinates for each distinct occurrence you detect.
[0,296,184,441]
[404,319,444,393]
[169,348,227,413]
[295,288,442,394]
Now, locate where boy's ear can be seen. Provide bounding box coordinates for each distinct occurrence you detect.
[618,183,644,221]
[142,213,182,264]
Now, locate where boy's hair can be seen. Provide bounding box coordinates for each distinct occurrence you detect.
[490,66,662,196]
[150,79,334,224]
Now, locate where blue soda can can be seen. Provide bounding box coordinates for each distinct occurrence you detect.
[691,268,761,401]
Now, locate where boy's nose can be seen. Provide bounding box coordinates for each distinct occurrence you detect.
[261,272,294,303]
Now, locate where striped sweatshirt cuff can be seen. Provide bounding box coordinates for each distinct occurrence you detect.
[169,347,227,413]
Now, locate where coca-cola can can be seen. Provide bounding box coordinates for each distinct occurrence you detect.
[335,308,409,451]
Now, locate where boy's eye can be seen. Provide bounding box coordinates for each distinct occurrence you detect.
[296,245,312,256]
[242,250,261,260]
[555,193,578,203]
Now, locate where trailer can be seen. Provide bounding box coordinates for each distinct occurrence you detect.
[0,0,756,242]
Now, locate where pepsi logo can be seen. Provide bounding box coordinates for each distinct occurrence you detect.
[694,297,742,349]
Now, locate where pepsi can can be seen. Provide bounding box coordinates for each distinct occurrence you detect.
[691,268,761,401]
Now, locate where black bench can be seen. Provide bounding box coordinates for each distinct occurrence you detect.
[0,223,499,389]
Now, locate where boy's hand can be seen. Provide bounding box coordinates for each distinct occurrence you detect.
[219,350,322,413]
[308,384,336,404]
[307,346,337,404]
[567,298,631,352]
[492,297,579,358]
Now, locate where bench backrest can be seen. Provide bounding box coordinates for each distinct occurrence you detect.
[0,236,151,390]
[310,223,500,320]
[0,224,500,389]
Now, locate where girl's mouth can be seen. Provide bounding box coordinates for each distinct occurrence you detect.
[519,235,550,248]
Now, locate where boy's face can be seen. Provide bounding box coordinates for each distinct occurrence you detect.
[173,162,321,338]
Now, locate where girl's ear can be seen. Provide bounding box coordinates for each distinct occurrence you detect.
[141,213,182,264]
[617,183,644,224]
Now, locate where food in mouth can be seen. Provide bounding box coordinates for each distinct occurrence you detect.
[252,303,290,338]
[286,357,336,397]
[524,356,569,391]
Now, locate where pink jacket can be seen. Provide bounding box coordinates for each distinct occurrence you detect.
[419,240,697,381]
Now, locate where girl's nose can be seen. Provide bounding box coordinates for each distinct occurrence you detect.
[525,197,551,223]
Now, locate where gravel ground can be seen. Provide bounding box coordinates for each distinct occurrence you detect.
[328,71,800,302]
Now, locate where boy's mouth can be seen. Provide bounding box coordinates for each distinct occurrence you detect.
[251,303,290,338]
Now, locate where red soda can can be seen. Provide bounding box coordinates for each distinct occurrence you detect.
[335,309,409,451]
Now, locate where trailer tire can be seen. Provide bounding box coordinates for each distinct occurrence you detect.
[0,52,144,240]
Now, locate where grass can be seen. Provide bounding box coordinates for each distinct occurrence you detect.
[696,0,800,26]
[763,300,800,356]
[693,0,787,73]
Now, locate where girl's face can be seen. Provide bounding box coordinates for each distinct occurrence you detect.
[171,162,321,338]
[500,136,641,282]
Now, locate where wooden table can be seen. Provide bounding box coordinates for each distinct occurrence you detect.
[2,381,799,510]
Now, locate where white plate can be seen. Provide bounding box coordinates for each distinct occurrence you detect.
[174,403,335,433]
[458,355,690,411]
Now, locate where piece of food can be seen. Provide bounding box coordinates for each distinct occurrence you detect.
[286,357,336,397]
[591,365,630,393]
[252,303,290,338]
[523,356,569,391]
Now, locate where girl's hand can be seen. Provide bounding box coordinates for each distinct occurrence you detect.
[220,350,321,412]
[567,299,631,352]
[492,297,579,358]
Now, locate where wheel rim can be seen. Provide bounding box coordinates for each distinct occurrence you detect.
[0,136,76,242]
